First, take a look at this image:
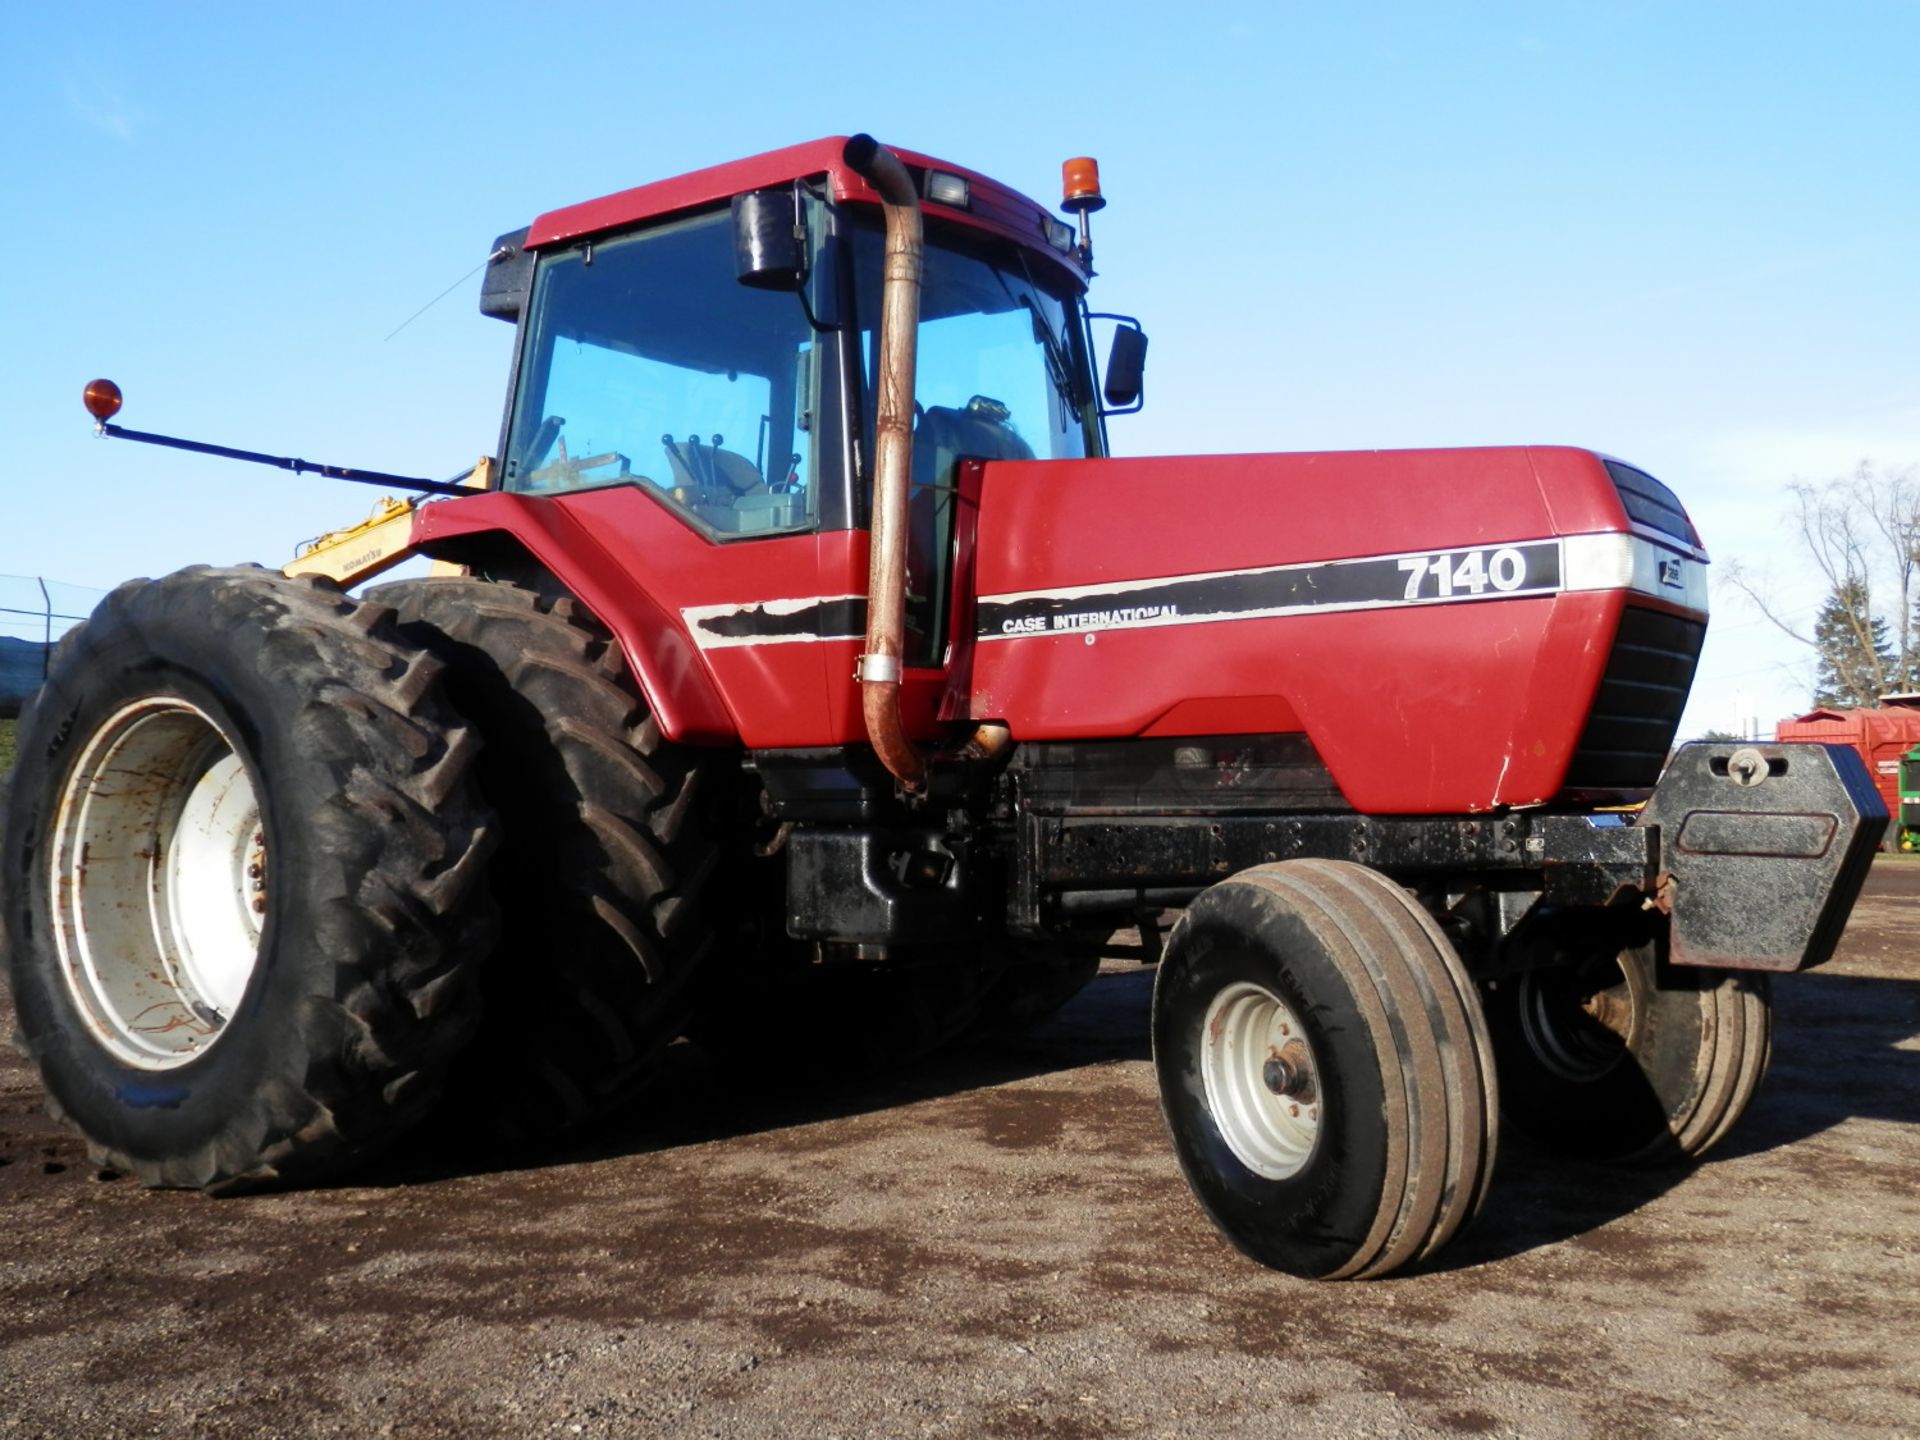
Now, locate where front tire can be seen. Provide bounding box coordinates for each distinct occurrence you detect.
[1,567,497,1190]
[1154,860,1497,1279]
[1484,947,1771,1163]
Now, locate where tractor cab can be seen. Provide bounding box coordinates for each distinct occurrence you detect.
[498,189,1102,519]
[483,143,1108,666]
[493,175,1103,664]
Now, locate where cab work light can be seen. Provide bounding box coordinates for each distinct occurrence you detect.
[925,171,971,208]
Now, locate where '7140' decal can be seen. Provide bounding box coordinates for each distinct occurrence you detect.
[1396,546,1537,601]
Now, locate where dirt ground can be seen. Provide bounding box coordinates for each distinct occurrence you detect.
[2,866,1917,1439]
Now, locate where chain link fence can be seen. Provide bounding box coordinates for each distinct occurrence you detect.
[1,574,108,717]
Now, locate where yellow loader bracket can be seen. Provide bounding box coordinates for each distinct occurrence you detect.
[283,458,490,586]
[284,496,419,586]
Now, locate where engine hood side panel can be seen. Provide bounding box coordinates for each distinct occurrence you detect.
[966,446,1696,813]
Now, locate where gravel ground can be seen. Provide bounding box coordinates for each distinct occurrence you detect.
[2,864,1917,1438]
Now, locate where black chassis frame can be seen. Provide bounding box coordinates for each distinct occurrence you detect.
[757,736,1885,979]
[756,740,1659,977]
[1009,809,1651,935]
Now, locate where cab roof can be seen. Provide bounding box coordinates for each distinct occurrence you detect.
[525,136,1090,291]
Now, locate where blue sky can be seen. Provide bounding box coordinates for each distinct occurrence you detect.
[4,2,1917,737]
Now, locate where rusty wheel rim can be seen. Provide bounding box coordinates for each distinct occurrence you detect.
[49,698,266,1070]
[1199,981,1322,1180]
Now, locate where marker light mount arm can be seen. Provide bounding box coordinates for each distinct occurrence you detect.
[81,379,477,497]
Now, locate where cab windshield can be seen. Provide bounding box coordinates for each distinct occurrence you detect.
[500,196,1097,565]
[849,215,1095,472]
[848,217,1096,660]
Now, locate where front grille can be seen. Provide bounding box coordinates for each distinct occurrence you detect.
[1605,460,1702,549]
[1561,607,1705,792]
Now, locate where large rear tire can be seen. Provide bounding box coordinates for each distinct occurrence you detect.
[1483,947,1771,1163]
[0,567,497,1190]
[1154,860,1498,1279]
[695,933,1000,1079]
[969,929,1111,1036]
[371,577,717,1141]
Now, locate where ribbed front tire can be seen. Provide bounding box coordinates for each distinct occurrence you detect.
[1154,860,1497,1279]
[1484,946,1771,1163]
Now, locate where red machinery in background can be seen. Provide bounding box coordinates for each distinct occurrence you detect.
[1778,700,1920,848]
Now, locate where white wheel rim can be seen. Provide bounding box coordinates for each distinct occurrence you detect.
[50,698,267,1070]
[1200,981,1322,1180]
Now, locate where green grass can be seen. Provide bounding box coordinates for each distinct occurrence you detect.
[0,716,14,777]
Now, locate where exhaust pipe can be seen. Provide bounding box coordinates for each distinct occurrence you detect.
[843,136,1015,794]
[844,134,930,793]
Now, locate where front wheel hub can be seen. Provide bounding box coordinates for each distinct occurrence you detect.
[1261,1038,1317,1101]
[1201,981,1322,1180]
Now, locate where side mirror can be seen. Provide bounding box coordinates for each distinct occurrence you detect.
[732,189,805,291]
[1101,320,1148,412]
[478,228,534,323]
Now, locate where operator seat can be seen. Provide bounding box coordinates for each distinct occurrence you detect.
[906,397,1035,659]
[663,434,775,533]
[664,433,763,496]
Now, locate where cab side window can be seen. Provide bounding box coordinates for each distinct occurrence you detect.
[505,208,819,539]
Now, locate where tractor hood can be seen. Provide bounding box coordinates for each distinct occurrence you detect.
[961,445,1707,813]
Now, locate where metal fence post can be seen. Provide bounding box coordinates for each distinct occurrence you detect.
[36,576,51,679]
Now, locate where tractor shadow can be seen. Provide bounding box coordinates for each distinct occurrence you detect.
[365,960,1920,1276]
[1429,968,1920,1273]
[378,962,1161,1188]
[635,962,1162,1157]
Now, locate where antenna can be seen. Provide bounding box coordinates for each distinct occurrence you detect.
[383,246,511,343]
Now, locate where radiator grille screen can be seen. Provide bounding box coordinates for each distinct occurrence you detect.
[1562,607,1705,791]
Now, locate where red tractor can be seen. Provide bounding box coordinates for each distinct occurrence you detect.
[5,137,1881,1280]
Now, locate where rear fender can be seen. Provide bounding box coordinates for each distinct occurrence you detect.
[410,493,739,744]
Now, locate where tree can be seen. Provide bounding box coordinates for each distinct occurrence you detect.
[1812,579,1894,708]
[1727,462,1920,709]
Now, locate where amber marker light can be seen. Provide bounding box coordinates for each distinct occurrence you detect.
[1060,156,1106,214]
[83,378,123,431]
[1060,157,1106,264]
